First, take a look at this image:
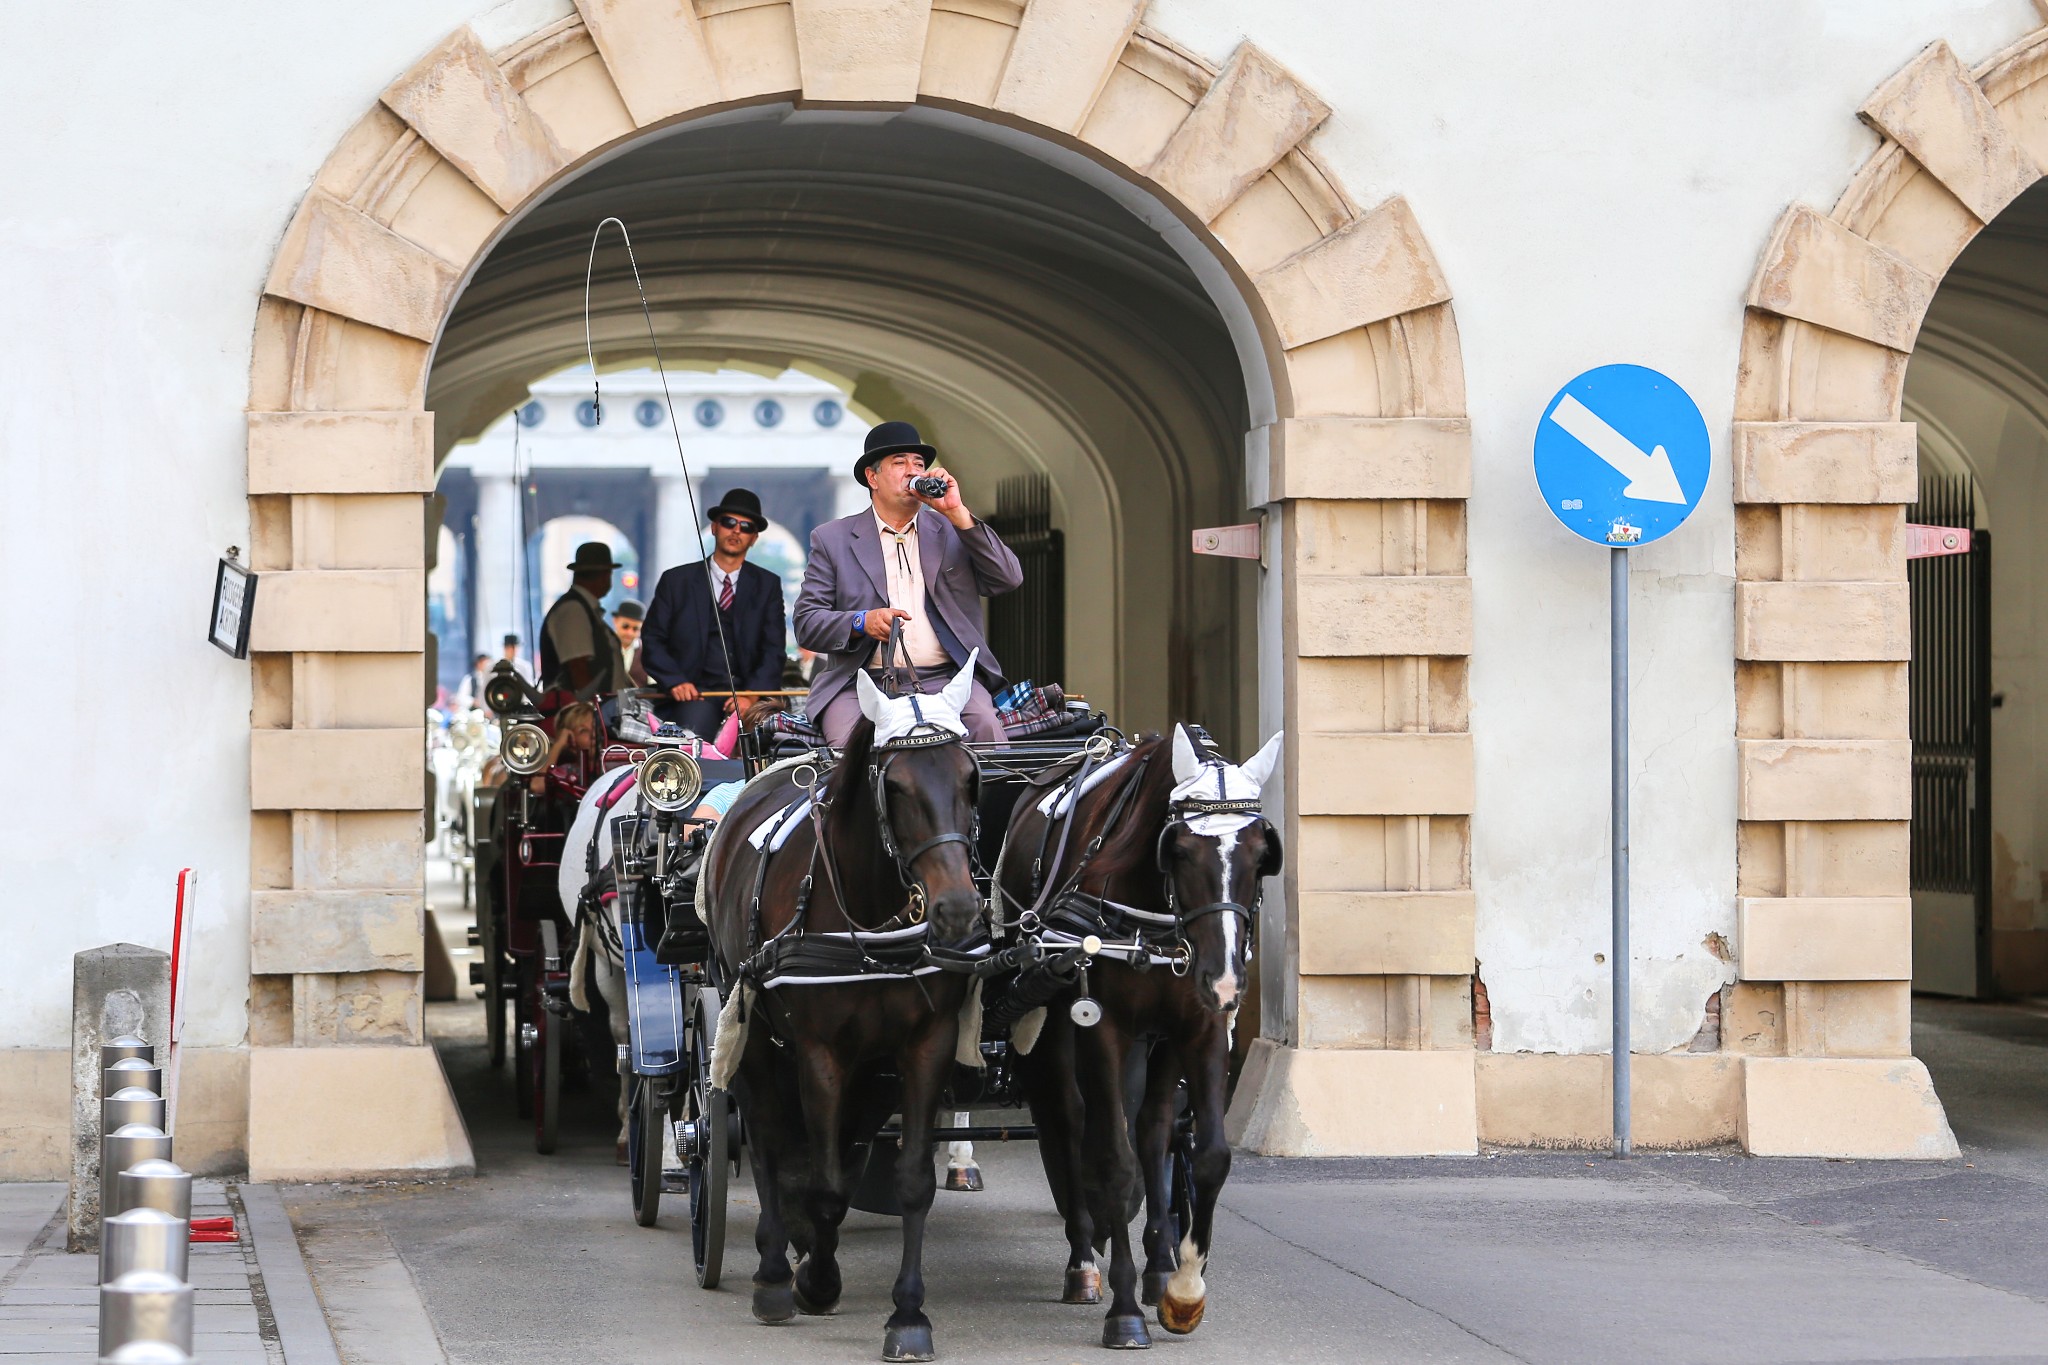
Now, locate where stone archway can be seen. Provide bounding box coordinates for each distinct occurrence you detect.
[242,0,1474,1177]
[1729,25,2048,1157]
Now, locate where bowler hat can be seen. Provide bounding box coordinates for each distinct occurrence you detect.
[567,541,623,573]
[706,488,769,532]
[613,599,645,621]
[854,420,936,486]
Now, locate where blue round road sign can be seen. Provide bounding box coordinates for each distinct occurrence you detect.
[1533,364,1709,548]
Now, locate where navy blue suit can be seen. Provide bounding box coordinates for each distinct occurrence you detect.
[641,560,787,734]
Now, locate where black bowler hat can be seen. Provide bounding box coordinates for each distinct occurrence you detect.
[854,420,936,487]
[567,541,623,573]
[613,599,645,621]
[706,488,769,532]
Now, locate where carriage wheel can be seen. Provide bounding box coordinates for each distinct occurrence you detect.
[513,961,537,1119]
[533,1000,562,1154]
[483,949,507,1070]
[628,1074,665,1227]
[688,996,727,1288]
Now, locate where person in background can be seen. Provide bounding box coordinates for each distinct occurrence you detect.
[794,421,1021,744]
[502,633,535,684]
[540,542,628,698]
[642,489,788,737]
[613,599,651,687]
[529,700,600,795]
[455,653,491,710]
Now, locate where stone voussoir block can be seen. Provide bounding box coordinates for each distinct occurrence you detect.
[1737,896,1912,981]
[1257,196,1451,350]
[1731,422,1917,505]
[992,0,1146,134]
[1298,890,1474,975]
[1735,581,1908,662]
[1274,417,1471,500]
[1860,40,2040,225]
[265,192,461,344]
[247,412,435,495]
[381,27,567,213]
[1146,43,1330,225]
[251,890,425,975]
[573,0,723,127]
[1295,575,1472,657]
[1746,204,1936,352]
[1738,738,1910,822]
[790,0,933,105]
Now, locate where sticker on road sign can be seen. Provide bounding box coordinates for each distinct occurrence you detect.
[1534,364,1709,548]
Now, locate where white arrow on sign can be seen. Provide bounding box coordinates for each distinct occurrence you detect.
[1548,393,1687,504]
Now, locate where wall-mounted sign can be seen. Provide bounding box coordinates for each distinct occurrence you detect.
[209,554,256,659]
[1190,523,1262,560]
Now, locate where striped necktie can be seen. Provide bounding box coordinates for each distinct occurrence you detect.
[717,571,734,613]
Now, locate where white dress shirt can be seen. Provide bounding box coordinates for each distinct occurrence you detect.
[873,511,951,668]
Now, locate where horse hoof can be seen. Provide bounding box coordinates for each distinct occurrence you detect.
[615,1139,628,1167]
[1140,1271,1168,1307]
[1062,1264,1102,1305]
[1156,1292,1206,1336]
[882,1321,936,1361]
[751,1281,795,1324]
[1101,1313,1151,1350]
[792,1277,840,1316]
[944,1165,984,1193]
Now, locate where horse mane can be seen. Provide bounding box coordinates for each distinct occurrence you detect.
[1079,733,1176,883]
[824,717,878,839]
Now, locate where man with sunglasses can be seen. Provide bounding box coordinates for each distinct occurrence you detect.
[642,488,788,737]
[794,420,1022,745]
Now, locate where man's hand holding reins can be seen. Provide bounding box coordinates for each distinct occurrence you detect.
[861,606,913,642]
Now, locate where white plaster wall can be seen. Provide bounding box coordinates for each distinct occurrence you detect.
[0,0,500,1050]
[2,0,2040,1057]
[1155,0,2038,1051]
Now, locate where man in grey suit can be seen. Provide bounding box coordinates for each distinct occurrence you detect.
[794,420,1024,744]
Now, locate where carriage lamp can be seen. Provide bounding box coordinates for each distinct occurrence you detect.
[639,748,704,813]
[502,723,550,775]
[483,669,526,716]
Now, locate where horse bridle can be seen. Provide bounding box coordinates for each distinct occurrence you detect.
[1153,763,1268,954]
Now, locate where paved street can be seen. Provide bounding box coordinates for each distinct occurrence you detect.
[268,884,2048,1364]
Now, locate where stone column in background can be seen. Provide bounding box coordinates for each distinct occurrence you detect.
[68,944,171,1251]
[654,471,705,582]
[473,473,527,656]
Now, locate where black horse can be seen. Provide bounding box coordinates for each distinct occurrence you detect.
[998,725,1282,1348]
[702,660,987,1362]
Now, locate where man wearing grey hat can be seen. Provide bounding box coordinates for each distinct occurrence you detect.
[540,541,629,697]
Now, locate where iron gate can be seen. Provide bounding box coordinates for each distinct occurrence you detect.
[1908,474,1992,995]
[986,473,1065,689]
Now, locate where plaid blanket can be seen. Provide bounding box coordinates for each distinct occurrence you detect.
[749,681,1073,743]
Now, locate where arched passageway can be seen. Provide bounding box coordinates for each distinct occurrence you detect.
[430,110,1256,741]
[242,4,1473,1176]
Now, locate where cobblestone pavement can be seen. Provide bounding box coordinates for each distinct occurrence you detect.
[0,1180,338,1364]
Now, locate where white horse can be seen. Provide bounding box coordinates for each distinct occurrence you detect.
[559,767,645,1157]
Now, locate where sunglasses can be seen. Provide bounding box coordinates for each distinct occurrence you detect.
[712,515,760,532]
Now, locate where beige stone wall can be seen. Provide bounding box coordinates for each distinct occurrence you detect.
[1726,32,2048,1156]
[242,0,1476,1163]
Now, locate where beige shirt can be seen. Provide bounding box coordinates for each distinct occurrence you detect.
[874,511,951,669]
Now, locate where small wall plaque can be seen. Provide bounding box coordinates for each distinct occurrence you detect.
[209,553,256,659]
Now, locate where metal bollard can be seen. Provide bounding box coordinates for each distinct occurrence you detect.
[102,1086,166,1135]
[97,1269,193,1358]
[101,1036,154,1069]
[99,1342,195,1365]
[115,1160,191,1223]
[100,1208,189,1285]
[100,1126,173,1219]
[103,1057,163,1098]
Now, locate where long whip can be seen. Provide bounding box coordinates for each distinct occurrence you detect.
[584,217,741,704]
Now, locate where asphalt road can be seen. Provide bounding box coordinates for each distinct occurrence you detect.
[280,882,2048,1364]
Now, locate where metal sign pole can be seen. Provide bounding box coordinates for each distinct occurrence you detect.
[1610,546,1631,1159]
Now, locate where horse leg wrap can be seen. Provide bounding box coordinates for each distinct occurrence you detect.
[1062,1262,1101,1305]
